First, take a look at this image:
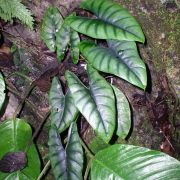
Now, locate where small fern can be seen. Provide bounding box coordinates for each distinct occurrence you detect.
[0,0,34,29]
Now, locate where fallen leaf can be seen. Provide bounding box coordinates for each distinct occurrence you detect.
[0,151,27,173]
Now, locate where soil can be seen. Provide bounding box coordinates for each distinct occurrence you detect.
[0,0,179,179]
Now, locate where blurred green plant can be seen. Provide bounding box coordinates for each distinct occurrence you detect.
[0,0,34,29]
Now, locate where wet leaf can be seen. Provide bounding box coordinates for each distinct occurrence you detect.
[41,7,64,51]
[0,119,40,179]
[91,144,180,180]
[48,122,83,180]
[70,30,80,64]
[66,65,116,143]
[66,0,145,42]
[79,40,147,89]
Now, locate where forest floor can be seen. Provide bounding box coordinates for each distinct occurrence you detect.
[0,0,179,179]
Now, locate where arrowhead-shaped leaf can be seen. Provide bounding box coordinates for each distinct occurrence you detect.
[41,7,63,51]
[65,65,116,143]
[91,144,180,180]
[0,72,5,111]
[79,40,147,89]
[48,123,83,180]
[0,119,40,179]
[49,77,79,133]
[112,86,131,139]
[66,0,145,42]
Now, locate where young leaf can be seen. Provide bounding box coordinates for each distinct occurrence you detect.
[0,119,40,179]
[79,40,147,89]
[49,77,79,133]
[41,7,64,51]
[91,144,180,180]
[66,0,145,42]
[48,123,83,180]
[0,72,5,111]
[65,65,116,143]
[70,30,80,64]
[112,85,131,139]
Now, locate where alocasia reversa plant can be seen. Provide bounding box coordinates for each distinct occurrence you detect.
[40,0,180,179]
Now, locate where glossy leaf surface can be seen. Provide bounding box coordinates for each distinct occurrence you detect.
[70,30,80,64]
[79,41,147,89]
[112,86,131,139]
[66,65,116,143]
[66,0,144,42]
[56,22,70,62]
[91,144,180,180]
[0,119,40,179]
[0,72,5,111]
[49,77,79,133]
[48,123,83,180]
[41,7,63,51]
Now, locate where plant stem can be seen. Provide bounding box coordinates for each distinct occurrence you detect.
[36,160,51,180]
[80,138,94,159]
[6,84,44,119]
[84,159,92,180]
[7,72,32,82]
[25,111,50,152]
[12,83,35,119]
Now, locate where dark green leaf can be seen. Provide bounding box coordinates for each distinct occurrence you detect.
[70,30,80,64]
[79,40,147,89]
[56,13,80,63]
[91,144,180,180]
[0,119,40,179]
[48,126,66,180]
[112,85,131,139]
[0,72,5,111]
[41,7,63,51]
[49,77,65,128]
[49,77,79,133]
[56,22,71,62]
[48,123,83,180]
[65,122,84,180]
[65,65,116,143]
[66,0,145,42]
